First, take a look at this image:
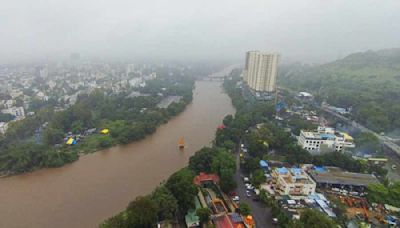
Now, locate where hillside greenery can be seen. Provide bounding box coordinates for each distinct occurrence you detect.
[279,48,400,133]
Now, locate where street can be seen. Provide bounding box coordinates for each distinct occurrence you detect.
[234,149,275,228]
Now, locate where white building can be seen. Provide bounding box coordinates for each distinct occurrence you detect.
[298,126,355,154]
[243,51,279,93]
[0,122,8,134]
[4,100,14,109]
[1,106,25,118]
[271,167,316,198]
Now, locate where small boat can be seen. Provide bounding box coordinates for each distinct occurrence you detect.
[178,137,185,149]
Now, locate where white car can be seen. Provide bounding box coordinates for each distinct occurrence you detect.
[232,196,240,201]
[246,191,251,197]
[246,185,254,190]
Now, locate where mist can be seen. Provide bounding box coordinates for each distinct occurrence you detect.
[1,0,400,64]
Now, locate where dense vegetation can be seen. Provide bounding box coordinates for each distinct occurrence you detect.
[0,74,194,175]
[279,48,400,133]
[222,71,383,177]
[367,182,400,207]
[101,168,197,228]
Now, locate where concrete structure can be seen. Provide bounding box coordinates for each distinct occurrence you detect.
[298,126,355,154]
[308,166,379,189]
[271,167,316,198]
[1,106,25,118]
[0,122,8,134]
[243,51,279,93]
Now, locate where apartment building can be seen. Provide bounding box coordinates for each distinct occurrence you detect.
[272,167,316,198]
[243,51,279,93]
[298,126,355,154]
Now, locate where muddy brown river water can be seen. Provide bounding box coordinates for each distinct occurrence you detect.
[0,80,235,228]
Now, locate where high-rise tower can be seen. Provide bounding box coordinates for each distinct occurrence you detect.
[243,51,279,93]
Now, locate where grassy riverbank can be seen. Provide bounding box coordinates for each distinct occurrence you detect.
[0,75,194,176]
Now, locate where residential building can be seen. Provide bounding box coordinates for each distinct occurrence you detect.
[298,126,355,154]
[271,167,316,198]
[0,122,8,134]
[2,106,25,118]
[243,51,279,93]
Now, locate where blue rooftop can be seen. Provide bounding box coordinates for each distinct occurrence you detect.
[291,168,303,175]
[277,167,288,174]
[259,160,268,168]
[320,133,335,139]
[314,166,327,173]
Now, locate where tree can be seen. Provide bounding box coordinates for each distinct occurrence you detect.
[223,115,233,126]
[196,208,211,225]
[355,132,381,154]
[151,186,178,221]
[211,150,236,193]
[43,127,64,145]
[219,168,237,193]
[211,149,235,176]
[189,147,214,174]
[251,169,266,187]
[298,209,336,228]
[126,196,157,228]
[238,203,251,216]
[98,135,113,148]
[100,213,127,228]
[165,168,198,212]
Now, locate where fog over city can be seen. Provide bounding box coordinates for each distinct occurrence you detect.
[1,0,400,63]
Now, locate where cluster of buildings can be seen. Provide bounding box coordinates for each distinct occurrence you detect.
[297,126,355,154]
[0,61,189,134]
[257,160,380,222]
[185,172,255,228]
[242,51,279,100]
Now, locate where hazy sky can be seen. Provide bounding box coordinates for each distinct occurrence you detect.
[1,0,400,64]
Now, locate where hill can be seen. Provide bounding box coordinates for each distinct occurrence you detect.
[279,48,400,133]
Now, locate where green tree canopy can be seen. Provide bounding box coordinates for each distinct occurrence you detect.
[238,203,251,216]
[125,196,157,228]
[165,168,198,212]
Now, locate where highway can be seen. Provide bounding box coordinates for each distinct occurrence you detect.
[321,105,400,156]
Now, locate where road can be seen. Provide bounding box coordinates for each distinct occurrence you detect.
[234,148,275,228]
[321,105,400,155]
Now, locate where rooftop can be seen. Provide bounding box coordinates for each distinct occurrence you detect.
[309,167,379,187]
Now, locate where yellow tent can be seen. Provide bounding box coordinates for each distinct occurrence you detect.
[66,138,74,145]
[343,133,353,141]
[100,129,109,134]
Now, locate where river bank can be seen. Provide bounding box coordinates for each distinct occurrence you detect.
[0,80,235,228]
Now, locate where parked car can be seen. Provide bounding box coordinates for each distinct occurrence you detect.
[246,190,251,197]
[246,185,254,190]
[232,196,240,201]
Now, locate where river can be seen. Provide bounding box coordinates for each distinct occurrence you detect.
[0,80,235,228]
